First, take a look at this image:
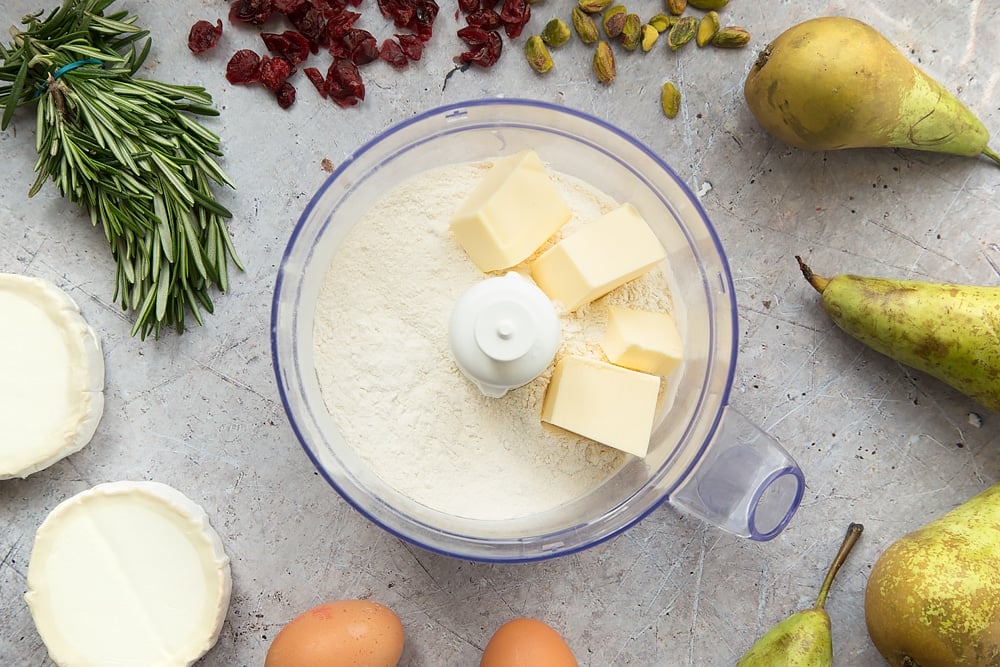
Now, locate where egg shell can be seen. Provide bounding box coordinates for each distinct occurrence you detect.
[480,617,578,667]
[265,599,404,667]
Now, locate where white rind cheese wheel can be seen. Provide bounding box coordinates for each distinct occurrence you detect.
[25,481,233,667]
[0,273,105,479]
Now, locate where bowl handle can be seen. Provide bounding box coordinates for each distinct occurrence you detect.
[669,406,804,541]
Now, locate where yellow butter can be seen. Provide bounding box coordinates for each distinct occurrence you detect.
[601,305,683,376]
[541,355,660,458]
[449,150,572,272]
[530,203,667,311]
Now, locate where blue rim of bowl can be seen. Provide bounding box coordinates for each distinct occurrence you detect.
[271,97,739,563]
[747,466,807,541]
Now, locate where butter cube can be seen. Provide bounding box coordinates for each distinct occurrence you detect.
[541,355,660,458]
[449,150,572,272]
[601,306,684,376]
[530,203,667,311]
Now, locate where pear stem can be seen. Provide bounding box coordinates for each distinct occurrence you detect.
[983,146,1000,168]
[814,523,864,610]
[795,256,830,293]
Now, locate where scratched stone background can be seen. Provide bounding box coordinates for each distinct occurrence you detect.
[2,0,999,665]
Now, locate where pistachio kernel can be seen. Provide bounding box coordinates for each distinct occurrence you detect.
[602,5,627,39]
[687,0,728,9]
[593,40,616,83]
[578,0,612,13]
[525,35,555,73]
[571,6,600,43]
[666,0,686,15]
[712,25,751,48]
[695,10,720,47]
[640,23,660,52]
[647,13,671,32]
[661,81,681,118]
[620,13,642,51]
[541,17,571,47]
[666,15,697,50]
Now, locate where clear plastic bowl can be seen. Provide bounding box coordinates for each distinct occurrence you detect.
[272,99,802,563]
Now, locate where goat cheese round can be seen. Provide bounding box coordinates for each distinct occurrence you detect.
[25,481,233,667]
[0,273,104,479]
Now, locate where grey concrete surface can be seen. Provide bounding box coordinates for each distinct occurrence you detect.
[2,0,999,665]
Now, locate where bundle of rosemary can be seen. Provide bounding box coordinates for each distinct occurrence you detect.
[0,0,242,338]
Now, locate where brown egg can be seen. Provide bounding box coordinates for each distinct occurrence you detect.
[480,617,578,667]
[265,599,404,667]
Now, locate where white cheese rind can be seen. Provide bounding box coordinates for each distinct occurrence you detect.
[25,481,233,667]
[0,274,105,479]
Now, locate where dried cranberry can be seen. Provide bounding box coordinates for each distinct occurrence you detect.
[378,0,438,31]
[229,0,273,25]
[323,9,361,42]
[272,0,307,14]
[259,55,293,92]
[480,0,499,9]
[210,0,441,109]
[457,25,490,46]
[275,81,297,109]
[377,0,411,26]
[341,28,379,65]
[327,42,349,61]
[411,0,439,27]
[499,0,529,38]
[303,66,328,97]
[226,49,262,84]
[458,0,478,12]
[457,28,502,67]
[465,8,501,30]
[326,58,365,107]
[312,0,346,14]
[262,30,311,66]
[187,19,223,54]
[262,32,291,53]
[288,3,327,52]
[285,30,313,62]
[396,33,424,60]
[379,38,408,68]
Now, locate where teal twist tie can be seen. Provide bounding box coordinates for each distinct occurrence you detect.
[34,58,103,97]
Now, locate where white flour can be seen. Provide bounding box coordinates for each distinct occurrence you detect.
[312,159,678,520]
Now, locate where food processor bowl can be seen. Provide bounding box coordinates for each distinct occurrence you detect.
[272,98,804,563]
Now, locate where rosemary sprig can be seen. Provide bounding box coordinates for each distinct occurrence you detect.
[1,0,242,339]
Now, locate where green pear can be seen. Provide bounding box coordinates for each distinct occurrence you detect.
[744,16,1000,167]
[795,257,1000,413]
[736,523,863,666]
[865,483,1000,666]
